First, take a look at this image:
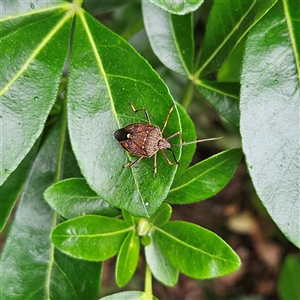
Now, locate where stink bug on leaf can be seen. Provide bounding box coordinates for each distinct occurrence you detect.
[114,103,220,176]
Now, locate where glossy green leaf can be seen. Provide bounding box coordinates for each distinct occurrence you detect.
[154,221,241,279]
[240,1,300,248]
[122,209,137,226]
[173,102,197,180]
[149,203,172,226]
[166,149,243,204]
[278,255,300,300]
[101,291,158,300]
[196,81,240,127]
[283,0,300,81]
[116,230,140,287]
[142,0,194,76]
[0,140,39,232]
[44,178,120,219]
[0,110,101,299]
[67,10,193,217]
[148,0,203,15]
[0,2,73,185]
[52,215,130,261]
[197,0,277,77]
[145,230,178,286]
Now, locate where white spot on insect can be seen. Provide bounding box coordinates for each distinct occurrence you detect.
[127,133,131,138]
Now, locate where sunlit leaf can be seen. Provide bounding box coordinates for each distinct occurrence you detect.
[0,2,73,185]
[116,230,140,287]
[166,149,243,204]
[145,230,178,286]
[67,10,197,217]
[52,215,130,261]
[44,178,120,219]
[154,221,241,278]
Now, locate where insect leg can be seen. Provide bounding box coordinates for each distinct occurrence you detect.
[160,149,179,166]
[161,105,175,133]
[124,156,143,168]
[165,131,186,143]
[153,153,157,177]
[130,103,151,124]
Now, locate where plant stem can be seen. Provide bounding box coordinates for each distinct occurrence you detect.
[180,80,195,110]
[144,263,153,299]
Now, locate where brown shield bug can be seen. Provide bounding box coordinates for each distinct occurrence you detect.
[114,103,220,176]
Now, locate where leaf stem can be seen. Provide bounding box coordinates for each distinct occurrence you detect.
[144,263,153,299]
[180,80,195,110]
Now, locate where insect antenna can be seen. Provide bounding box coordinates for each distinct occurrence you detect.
[170,137,222,146]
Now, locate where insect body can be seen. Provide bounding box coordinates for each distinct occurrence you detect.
[114,103,219,176]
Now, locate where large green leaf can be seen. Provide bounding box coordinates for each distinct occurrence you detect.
[240,1,300,248]
[154,221,241,279]
[142,0,194,76]
[0,2,73,185]
[0,110,101,299]
[44,178,120,219]
[52,215,130,261]
[197,0,277,77]
[148,0,203,15]
[0,140,39,232]
[67,10,196,217]
[166,149,243,204]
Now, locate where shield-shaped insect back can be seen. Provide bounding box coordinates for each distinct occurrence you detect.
[115,103,221,176]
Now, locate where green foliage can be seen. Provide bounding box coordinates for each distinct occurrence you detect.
[1,0,299,299]
[278,255,300,300]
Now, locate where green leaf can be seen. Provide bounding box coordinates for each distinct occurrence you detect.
[142,0,194,76]
[283,0,300,82]
[166,149,243,204]
[0,0,64,17]
[145,230,178,286]
[149,203,172,226]
[50,250,102,300]
[196,81,240,127]
[154,221,241,279]
[0,139,39,232]
[0,109,101,299]
[116,230,140,287]
[197,0,277,77]
[148,0,203,15]
[101,291,158,300]
[67,10,190,217]
[122,209,137,226]
[52,215,130,261]
[173,102,197,180]
[240,1,300,248]
[278,255,300,300]
[0,3,73,185]
[44,178,120,219]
